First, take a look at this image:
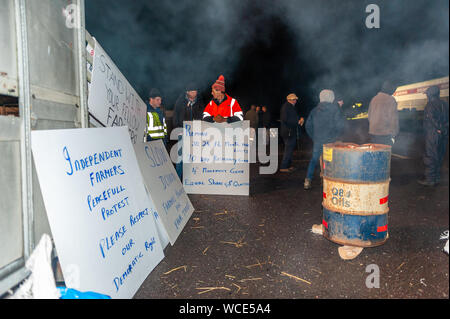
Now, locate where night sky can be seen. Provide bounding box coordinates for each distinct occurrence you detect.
[85,0,449,118]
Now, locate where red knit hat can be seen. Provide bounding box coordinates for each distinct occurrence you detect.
[212,75,225,92]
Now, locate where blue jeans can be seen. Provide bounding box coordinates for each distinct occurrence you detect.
[280,135,297,169]
[306,144,323,180]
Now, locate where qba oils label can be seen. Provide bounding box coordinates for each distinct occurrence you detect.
[330,187,351,208]
[323,178,389,213]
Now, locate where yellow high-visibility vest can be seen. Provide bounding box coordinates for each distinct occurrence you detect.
[147,111,167,140]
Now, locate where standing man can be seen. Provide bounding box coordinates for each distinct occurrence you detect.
[146,88,168,145]
[203,75,244,123]
[333,93,348,139]
[335,94,344,108]
[173,83,204,179]
[244,104,259,130]
[173,82,203,129]
[256,105,264,129]
[367,81,399,146]
[245,104,259,147]
[304,89,346,189]
[261,105,272,148]
[417,85,449,186]
[280,93,303,172]
[261,105,271,129]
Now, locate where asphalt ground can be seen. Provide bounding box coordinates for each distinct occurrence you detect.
[135,122,449,300]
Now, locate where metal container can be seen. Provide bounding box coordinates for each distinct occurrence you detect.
[322,143,391,247]
[0,0,88,296]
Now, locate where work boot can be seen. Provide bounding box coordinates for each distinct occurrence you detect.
[304,178,312,190]
[417,178,436,186]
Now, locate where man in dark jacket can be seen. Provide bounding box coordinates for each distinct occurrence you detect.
[173,83,203,129]
[367,81,399,146]
[417,85,449,186]
[304,89,346,189]
[261,105,271,129]
[172,83,204,180]
[280,93,304,172]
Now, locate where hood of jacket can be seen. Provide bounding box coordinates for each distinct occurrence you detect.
[380,81,397,95]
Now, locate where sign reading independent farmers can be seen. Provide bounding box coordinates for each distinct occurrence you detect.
[87,38,147,144]
[31,126,164,299]
[182,121,250,196]
[134,140,194,245]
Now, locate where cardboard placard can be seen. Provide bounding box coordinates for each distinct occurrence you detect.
[87,39,147,144]
[31,126,164,299]
[182,121,250,195]
[134,140,194,245]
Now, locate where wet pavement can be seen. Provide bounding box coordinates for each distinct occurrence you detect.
[134,127,449,299]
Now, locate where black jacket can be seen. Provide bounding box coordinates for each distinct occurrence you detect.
[172,93,204,129]
[424,97,449,136]
[261,111,271,128]
[305,102,346,144]
[280,102,299,139]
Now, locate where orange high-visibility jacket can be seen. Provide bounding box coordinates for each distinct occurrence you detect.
[203,94,244,122]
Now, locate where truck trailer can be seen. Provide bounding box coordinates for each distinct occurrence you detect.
[393,76,449,111]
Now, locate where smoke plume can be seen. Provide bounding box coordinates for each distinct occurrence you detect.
[86,0,449,110]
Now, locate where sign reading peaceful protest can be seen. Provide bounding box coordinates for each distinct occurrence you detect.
[87,38,147,144]
[31,126,164,299]
[134,140,194,245]
[182,121,250,196]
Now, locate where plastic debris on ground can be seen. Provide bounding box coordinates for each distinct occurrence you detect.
[440,230,449,255]
[311,224,323,235]
[57,287,110,299]
[338,245,364,260]
[8,234,60,299]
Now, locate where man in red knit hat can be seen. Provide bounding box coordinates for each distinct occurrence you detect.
[202,75,244,123]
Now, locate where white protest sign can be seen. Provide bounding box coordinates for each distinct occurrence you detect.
[134,140,194,245]
[87,38,147,144]
[182,121,250,195]
[31,126,164,299]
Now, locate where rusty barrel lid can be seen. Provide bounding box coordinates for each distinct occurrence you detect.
[322,142,391,183]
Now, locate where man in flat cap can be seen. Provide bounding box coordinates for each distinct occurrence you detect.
[172,82,204,179]
[173,82,204,129]
[279,93,304,172]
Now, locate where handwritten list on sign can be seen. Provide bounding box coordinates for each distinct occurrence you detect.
[87,38,147,144]
[182,121,250,195]
[134,140,194,245]
[31,126,164,299]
